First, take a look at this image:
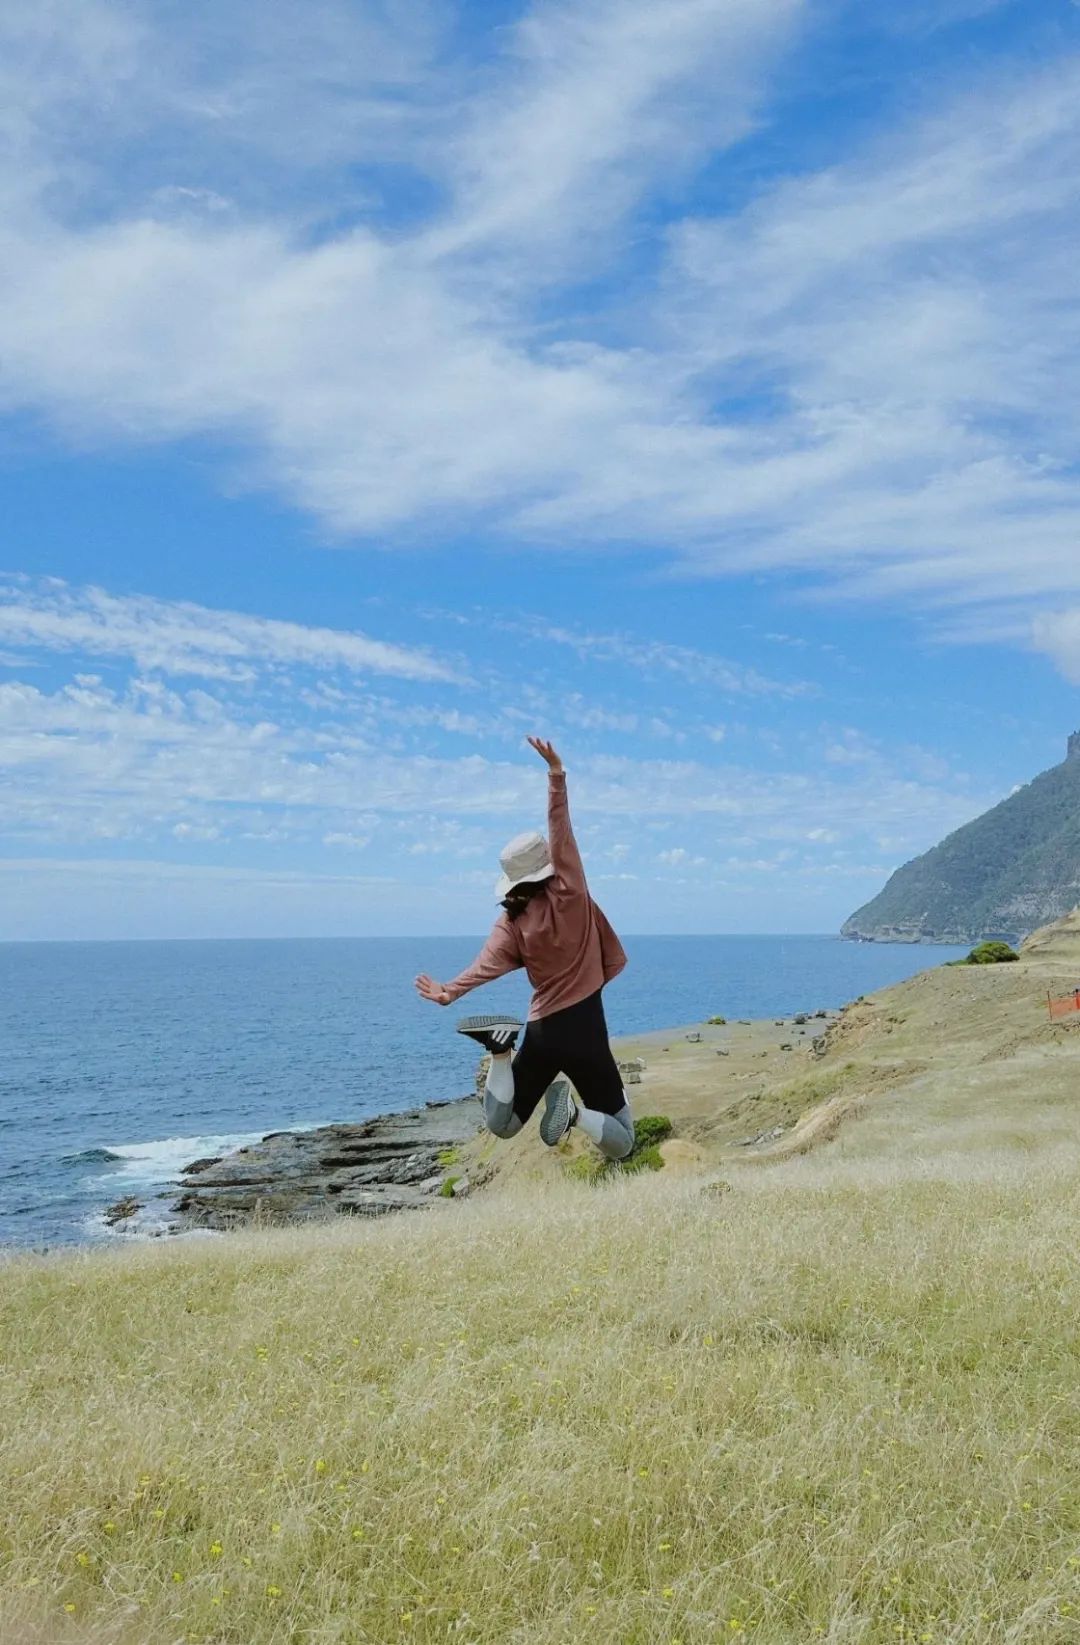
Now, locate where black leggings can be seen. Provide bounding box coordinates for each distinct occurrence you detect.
[509,990,625,1124]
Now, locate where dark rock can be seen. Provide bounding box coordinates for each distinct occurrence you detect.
[181,1156,222,1175]
[173,1098,483,1234]
[104,1196,142,1225]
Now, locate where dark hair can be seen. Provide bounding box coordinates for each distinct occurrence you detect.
[501,876,552,922]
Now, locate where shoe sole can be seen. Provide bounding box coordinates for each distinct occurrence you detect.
[456,1014,524,1035]
[539,1077,573,1147]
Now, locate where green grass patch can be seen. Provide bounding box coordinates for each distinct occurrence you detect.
[564,1114,672,1183]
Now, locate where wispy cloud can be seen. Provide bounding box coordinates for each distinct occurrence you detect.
[519,620,815,698]
[3,0,1079,673]
[0,656,984,853]
[438,0,805,264]
[0,578,455,682]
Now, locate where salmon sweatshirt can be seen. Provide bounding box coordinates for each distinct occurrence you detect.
[443,770,627,1020]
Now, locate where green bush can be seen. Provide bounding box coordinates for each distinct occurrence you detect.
[949,940,1020,966]
[632,1114,673,1149]
[437,1146,461,1167]
[439,1175,461,1198]
[706,1015,727,1026]
[563,1114,673,1184]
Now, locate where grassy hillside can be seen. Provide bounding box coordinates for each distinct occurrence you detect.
[6,937,1080,1644]
[842,743,1080,943]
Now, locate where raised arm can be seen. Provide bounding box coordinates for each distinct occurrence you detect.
[415,919,522,1007]
[527,736,585,891]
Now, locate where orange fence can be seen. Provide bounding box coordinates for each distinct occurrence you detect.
[1047,989,1080,1020]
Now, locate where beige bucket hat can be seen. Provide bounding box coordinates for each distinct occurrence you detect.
[495,829,554,900]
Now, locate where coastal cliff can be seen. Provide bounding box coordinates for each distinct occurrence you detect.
[842,733,1080,945]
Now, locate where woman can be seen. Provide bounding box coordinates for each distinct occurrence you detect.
[415,737,634,1160]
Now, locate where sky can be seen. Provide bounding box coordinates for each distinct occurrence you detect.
[4,0,1080,940]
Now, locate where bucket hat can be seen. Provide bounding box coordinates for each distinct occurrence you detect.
[496,830,554,900]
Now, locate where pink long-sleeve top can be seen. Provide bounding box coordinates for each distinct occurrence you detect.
[444,770,627,1021]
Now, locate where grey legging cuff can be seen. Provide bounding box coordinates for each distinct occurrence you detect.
[483,1056,634,1160]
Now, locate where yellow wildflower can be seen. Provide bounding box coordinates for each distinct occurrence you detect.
[266,1584,282,1599]
[209,1541,223,1557]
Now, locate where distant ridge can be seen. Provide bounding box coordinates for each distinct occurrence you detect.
[842,735,1080,946]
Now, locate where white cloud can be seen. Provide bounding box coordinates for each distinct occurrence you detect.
[521,621,813,698]
[0,577,454,682]
[2,0,1079,669]
[0,0,809,542]
[438,0,805,265]
[0,653,990,857]
[1030,608,1080,683]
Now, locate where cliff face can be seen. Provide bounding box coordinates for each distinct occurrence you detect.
[842,736,1080,946]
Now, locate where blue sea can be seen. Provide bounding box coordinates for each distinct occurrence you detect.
[0,936,967,1249]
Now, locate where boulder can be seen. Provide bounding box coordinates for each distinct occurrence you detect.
[104,1196,142,1226]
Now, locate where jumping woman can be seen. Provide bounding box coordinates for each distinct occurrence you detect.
[414,737,634,1161]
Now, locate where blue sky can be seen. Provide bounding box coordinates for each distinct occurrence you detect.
[4,0,1080,940]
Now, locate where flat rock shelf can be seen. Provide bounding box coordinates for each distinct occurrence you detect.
[173,1097,483,1232]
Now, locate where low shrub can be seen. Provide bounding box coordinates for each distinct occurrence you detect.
[706,1015,727,1026]
[632,1114,673,1149]
[564,1114,673,1184]
[949,941,1020,966]
[439,1175,461,1198]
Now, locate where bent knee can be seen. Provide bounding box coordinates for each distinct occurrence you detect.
[485,1111,522,1141]
[602,1123,635,1161]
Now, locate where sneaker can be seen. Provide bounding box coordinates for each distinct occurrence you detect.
[456,1014,523,1056]
[539,1077,578,1147]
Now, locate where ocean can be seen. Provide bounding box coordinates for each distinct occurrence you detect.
[0,935,967,1249]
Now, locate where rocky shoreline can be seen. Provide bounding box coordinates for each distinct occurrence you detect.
[167,1094,486,1232]
[100,1049,654,1236]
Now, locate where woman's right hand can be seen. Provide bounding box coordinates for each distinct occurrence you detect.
[415,973,451,1005]
[527,735,563,772]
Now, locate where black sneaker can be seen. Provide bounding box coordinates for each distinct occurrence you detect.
[456,1015,523,1056]
[539,1077,578,1147]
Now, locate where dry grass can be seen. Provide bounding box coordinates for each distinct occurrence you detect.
[4,1150,1080,1645]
